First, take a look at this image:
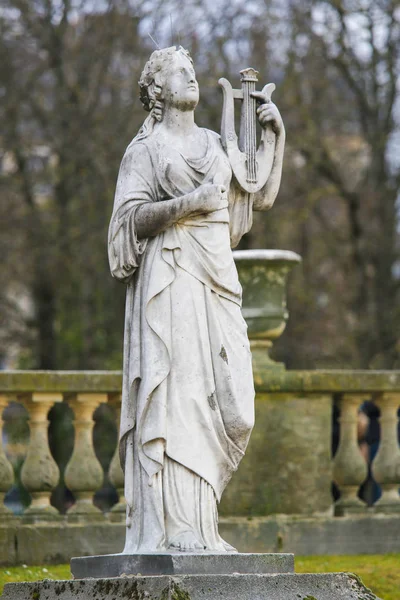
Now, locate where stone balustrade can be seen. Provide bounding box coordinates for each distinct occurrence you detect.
[0,372,124,524]
[0,370,400,562]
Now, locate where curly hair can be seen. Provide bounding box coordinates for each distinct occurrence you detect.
[127,46,193,147]
[138,46,192,118]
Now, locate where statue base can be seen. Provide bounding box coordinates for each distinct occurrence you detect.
[1,571,379,600]
[70,552,294,578]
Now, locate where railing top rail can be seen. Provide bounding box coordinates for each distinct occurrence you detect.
[0,370,122,393]
[255,369,400,393]
[1,369,400,395]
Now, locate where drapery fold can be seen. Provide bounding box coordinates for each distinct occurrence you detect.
[108,128,255,551]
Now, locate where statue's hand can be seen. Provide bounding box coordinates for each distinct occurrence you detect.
[191,183,228,214]
[252,92,284,136]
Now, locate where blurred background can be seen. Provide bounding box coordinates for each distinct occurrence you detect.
[0,0,399,371]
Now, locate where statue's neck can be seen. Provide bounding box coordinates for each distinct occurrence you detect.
[161,107,196,136]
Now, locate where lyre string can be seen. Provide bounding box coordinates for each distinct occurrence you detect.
[241,71,258,184]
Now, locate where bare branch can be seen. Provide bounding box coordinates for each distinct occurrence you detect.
[384,6,400,133]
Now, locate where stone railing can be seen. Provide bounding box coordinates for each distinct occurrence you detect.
[218,369,400,519]
[1,370,400,521]
[333,390,400,515]
[0,372,124,524]
[1,370,400,562]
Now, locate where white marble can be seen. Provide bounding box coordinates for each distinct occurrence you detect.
[108,46,285,553]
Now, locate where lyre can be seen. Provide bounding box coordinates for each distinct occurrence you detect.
[219,68,276,193]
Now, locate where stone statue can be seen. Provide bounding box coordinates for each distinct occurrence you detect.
[108,46,285,553]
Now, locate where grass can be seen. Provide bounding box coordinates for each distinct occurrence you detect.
[0,555,399,599]
[0,565,70,594]
[296,554,400,600]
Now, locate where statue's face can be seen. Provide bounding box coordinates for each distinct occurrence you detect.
[161,52,199,111]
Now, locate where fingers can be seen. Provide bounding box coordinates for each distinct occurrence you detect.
[257,104,276,116]
[210,183,226,194]
[258,110,274,121]
[207,180,226,194]
[258,109,275,124]
[257,104,277,123]
[216,185,228,209]
[257,102,281,126]
[251,91,271,104]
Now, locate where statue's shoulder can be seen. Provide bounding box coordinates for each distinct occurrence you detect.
[202,127,220,141]
[201,127,226,152]
[124,137,151,158]
[117,140,154,180]
[201,128,228,157]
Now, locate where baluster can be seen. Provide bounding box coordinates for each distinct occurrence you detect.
[107,393,126,521]
[20,392,62,521]
[65,393,106,520]
[0,395,15,517]
[333,393,368,516]
[371,392,400,513]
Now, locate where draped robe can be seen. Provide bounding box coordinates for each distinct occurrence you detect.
[108,128,255,552]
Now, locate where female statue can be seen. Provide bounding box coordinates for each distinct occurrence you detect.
[108,46,285,553]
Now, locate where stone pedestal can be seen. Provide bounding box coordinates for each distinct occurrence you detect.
[70,552,294,578]
[2,554,380,600]
[2,571,380,600]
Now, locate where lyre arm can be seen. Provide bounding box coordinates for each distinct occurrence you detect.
[253,122,285,211]
[218,78,238,151]
[219,77,250,189]
[252,82,285,210]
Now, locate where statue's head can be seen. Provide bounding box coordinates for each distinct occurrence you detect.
[139,46,197,121]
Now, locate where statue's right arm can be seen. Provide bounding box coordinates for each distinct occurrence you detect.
[134,183,228,239]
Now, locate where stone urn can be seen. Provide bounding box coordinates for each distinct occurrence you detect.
[233,249,301,369]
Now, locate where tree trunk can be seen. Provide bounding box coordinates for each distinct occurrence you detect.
[32,271,56,370]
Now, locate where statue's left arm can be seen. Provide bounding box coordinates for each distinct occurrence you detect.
[252,98,285,211]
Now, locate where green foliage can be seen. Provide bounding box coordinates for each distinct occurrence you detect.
[0,565,70,594]
[0,0,399,370]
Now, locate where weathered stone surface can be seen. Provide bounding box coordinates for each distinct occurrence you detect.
[2,515,400,566]
[253,369,400,394]
[108,45,279,554]
[20,394,62,520]
[219,514,400,555]
[0,524,17,566]
[1,369,400,394]
[0,395,15,520]
[1,573,380,600]
[273,514,400,556]
[0,371,122,394]
[15,522,124,565]
[70,552,294,578]
[371,393,400,513]
[218,518,280,553]
[233,250,301,369]
[3,515,400,566]
[64,394,105,519]
[220,393,333,516]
